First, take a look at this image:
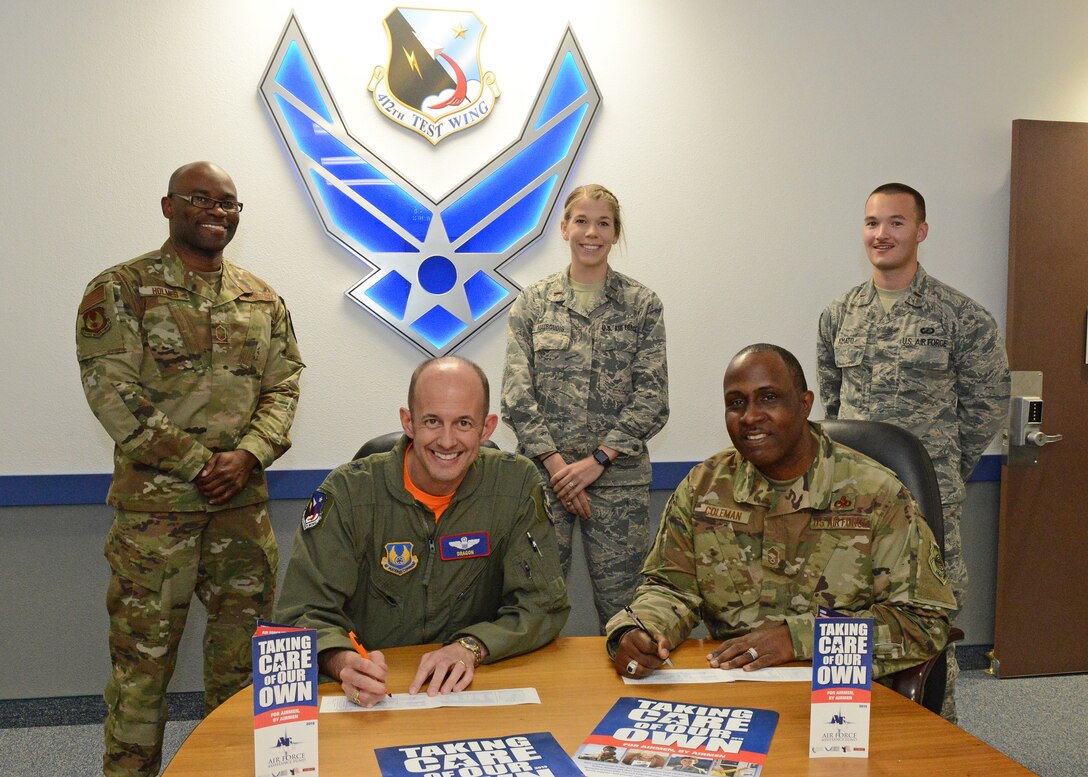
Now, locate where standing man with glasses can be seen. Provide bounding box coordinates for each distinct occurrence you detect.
[76,161,304,776]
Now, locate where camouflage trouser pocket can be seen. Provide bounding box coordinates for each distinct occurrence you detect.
[104,519,169,593]
[103,510,204,662]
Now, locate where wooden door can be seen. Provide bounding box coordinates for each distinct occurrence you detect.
[995,119,1088,677]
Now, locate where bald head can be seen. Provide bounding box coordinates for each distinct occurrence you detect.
[167,161,233,194]
[407,357,490,417]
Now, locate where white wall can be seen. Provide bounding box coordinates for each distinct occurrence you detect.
[3,0,1087,697]
[8,0,1088,475]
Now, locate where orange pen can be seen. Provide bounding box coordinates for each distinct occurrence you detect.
[348,630,370,659]
[349,630,392,697]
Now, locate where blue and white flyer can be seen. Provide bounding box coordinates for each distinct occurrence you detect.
[574,697,778,777]
[809,615,873,758]
[252,621,319,776]
[375,732,583,777]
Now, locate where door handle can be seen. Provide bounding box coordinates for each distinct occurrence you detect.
[1025,431,1063,447]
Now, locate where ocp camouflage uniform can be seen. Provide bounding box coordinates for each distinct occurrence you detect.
[605,424,957,679]
[502,268,668,632]
[817,266,1010,709]
[77,240,304,776]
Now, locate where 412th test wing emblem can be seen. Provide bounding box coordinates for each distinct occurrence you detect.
[259,14,601,356]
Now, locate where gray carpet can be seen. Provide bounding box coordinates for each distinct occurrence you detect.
[0,720,197,777]
[956,670,1088,777]
[0,670,1085,776]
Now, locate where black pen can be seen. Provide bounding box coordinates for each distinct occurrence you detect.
[624,606,674,666]
[526,531,543,556]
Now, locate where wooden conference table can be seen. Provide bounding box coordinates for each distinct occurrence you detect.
[164,637,1033,776]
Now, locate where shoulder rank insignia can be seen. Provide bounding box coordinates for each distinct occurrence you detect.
[381,542,418,575]
[439,532,491,561]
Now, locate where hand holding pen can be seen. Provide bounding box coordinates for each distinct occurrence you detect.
[623,607,674,666]
[322,630,389,706]
[616,606,674,677]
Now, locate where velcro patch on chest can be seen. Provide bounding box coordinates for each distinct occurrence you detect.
[699,505,751,524]
[439,532,491,560]
[902,336,949,349]
[810,514,871,531]
[138,286,189,301]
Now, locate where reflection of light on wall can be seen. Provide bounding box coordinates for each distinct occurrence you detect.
[259,14,601,355]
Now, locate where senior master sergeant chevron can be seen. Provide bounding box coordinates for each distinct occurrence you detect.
[76,161,304,777]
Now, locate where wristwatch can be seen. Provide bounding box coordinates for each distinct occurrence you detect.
[457,636,485,667]
[593,449,612,468]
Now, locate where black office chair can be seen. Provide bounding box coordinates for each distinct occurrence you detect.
[820,419,963,714]
[353,432,499,460]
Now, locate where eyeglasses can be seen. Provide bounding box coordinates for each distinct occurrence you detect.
[169,193,244,213]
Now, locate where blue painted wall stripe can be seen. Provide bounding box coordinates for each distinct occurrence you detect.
[0,455,1003,507]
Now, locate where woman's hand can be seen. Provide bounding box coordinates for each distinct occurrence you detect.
[548,455,609,519]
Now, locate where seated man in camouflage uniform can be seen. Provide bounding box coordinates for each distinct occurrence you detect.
[276,357,569,706]
[607,343,956,680]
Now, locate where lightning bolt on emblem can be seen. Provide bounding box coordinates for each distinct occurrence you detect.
[403,47,423,79]
[259,14,602,356]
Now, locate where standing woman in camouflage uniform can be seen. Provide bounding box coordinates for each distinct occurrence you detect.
[502,184,669,632]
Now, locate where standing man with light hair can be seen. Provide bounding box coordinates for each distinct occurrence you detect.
[817,183,1010,720]
[76,161,304,776]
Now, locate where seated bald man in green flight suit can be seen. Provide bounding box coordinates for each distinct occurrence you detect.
[277,356,569,705]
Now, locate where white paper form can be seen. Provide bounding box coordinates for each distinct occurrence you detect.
[621,667,812,685]
[320,687,541,713]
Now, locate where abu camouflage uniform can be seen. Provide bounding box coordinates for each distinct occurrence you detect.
[76,240,303,776]
[502,268,669,631]
[817,266,1009,711]
[275,438,570,660]
[605,424,956,679]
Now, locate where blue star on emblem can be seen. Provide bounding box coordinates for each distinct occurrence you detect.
[259,15,601,355]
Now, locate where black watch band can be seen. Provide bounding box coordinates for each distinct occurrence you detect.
[593,449,612,468]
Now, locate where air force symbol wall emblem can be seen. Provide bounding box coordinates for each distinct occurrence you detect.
[259,14,601,356]
[368,8,499,144]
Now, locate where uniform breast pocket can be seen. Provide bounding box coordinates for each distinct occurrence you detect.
[693,519,759,608]
[531,327,571,357]
[237,304,272,371]
[143,301,202,375]
[368,573,403,613]
[598,327,638,368]
[833,341,864,369]
[901,342,949,372]
[447,559,491,622]
[814,538,874,611]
